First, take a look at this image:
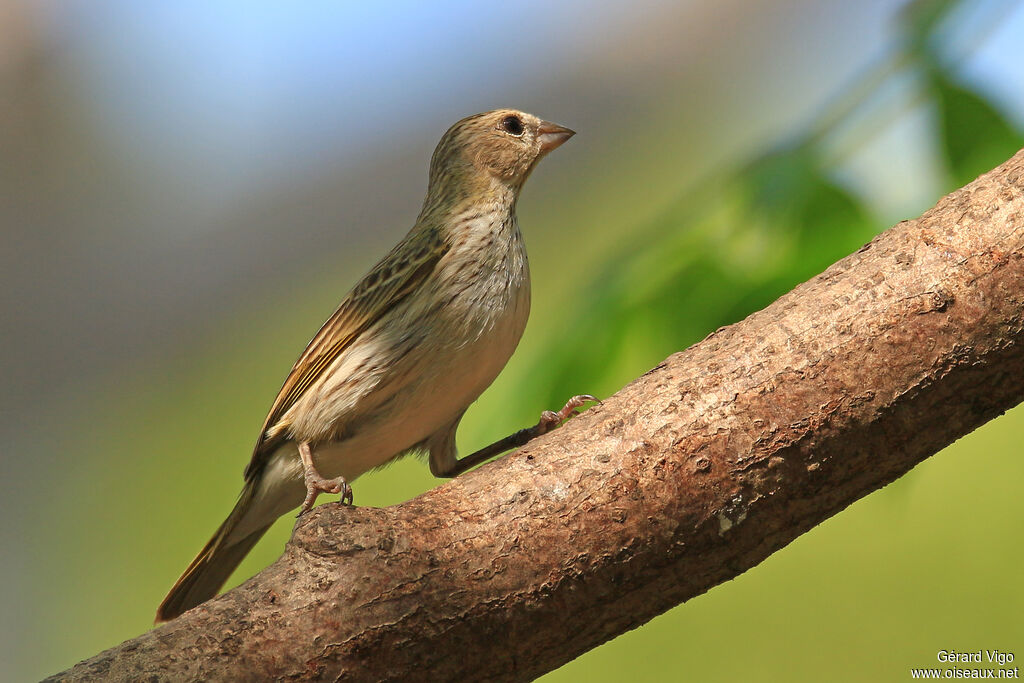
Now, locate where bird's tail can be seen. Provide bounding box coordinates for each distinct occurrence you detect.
[156,481,271,622]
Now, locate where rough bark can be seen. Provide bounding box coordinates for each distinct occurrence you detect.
[50,150,1024,682]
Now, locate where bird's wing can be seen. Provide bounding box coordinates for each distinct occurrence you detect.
[245,231,444,480]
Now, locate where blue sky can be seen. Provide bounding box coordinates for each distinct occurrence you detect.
[44,0,640,196]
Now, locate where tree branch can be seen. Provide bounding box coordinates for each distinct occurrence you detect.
[51,149,1024,682]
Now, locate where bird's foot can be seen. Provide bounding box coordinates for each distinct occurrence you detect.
[297,441,354,516]
[535,394,601,435]
[298,472,353,516]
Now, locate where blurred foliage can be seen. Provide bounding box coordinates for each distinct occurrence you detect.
[536,144,878,409]
[533,0,1024,413]
[929,68,1024,186]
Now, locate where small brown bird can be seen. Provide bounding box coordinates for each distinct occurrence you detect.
[157,109,594,621]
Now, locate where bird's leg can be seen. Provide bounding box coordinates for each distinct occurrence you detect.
[440,395,600,477]
[297,441,353,516]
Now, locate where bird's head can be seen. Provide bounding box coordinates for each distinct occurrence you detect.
[425,109,574,204]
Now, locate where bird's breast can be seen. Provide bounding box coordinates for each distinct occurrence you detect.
[436,213,531,348]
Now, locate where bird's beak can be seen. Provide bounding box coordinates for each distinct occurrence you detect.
[537,120,575,154]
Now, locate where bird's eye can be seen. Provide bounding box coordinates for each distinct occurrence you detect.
[500,115,524,136]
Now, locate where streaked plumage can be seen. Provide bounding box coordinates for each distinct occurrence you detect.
[157,109,576,621]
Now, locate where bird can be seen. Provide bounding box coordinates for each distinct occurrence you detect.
[156,109,595,622]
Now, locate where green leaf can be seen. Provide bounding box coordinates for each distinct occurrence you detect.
[532,145,878,409]
[929,69,1024,186]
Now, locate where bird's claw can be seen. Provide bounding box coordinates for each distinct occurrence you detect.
[536,394,601,435]
[298,473,353,517]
